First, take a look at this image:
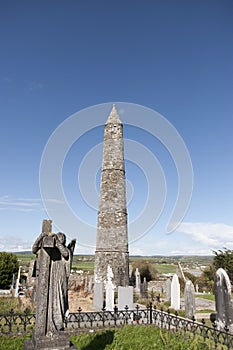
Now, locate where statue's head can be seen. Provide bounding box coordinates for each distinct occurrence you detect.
[57,232,66,245]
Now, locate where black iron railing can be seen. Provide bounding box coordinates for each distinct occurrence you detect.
[0,308,35,334]
[66,304,233,349]
[1,304,232,349]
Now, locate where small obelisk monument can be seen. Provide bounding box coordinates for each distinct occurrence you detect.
[94,105,129,287]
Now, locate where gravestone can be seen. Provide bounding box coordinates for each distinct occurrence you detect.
[184,280,195,319]
[165,278,171,301]
[129,264,133,278]
[135,268,140,293]
[14,266,21,297]
[140,277,148,298]
[24,220,76,349]
[214,268,233,332]
[171,274,180,310]
[105,265,115,311]
[118,286,134,310]
[88,276,93,293]
[93,282,104,310]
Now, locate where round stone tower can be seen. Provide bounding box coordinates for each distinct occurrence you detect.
[94,105,129,287]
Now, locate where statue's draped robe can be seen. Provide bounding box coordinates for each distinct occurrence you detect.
[47,242,70,332]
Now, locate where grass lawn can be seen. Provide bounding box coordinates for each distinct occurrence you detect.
[196,294,215,301]
[71,325,209,350]
[0,325,226,349]
[0,335,30,350]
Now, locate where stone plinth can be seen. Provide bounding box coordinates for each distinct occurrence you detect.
[24,332,76,350]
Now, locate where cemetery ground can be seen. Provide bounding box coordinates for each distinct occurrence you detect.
[0,294,219,350]
[1,254,225,350]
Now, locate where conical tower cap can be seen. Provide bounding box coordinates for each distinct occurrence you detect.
[106,104,122,124]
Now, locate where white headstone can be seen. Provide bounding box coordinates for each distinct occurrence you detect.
[171,274,180,310]
[105,265,115,311]
[135,268,140,293]
[118,286,134,310]
[93,282,104,310]
[14,266,21,297]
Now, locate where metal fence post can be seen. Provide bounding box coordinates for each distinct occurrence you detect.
[149,302,153,324]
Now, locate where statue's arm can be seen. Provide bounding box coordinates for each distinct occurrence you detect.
[55,238,69,259]
[32,232,48,254]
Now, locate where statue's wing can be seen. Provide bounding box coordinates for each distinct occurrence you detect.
[67,239,76,255]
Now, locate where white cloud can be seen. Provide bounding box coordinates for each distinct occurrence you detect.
[0,236,33,252]
[0,196,64,212]
[129,247,145,255]
[176,222,233,249]
[169,248,212,255]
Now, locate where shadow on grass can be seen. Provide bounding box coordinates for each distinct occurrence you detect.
[81,330,115,350]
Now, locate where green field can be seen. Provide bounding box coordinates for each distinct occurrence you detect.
[16,253,35,263]
[72,260,94,271]
[155,264,177,274]
[15,253,212,275]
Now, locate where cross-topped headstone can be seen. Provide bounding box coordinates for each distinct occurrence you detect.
[24,220,76,350]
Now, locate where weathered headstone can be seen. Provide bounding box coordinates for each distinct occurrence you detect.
[214,268,233,332]
[171,274,180,310]
[184,280,195,319]
[118,286,134,310]
[140,277,148,298]
[165,278,171,301]
[88,276,93,293]
[93,282,104,310]
[84,276,88,293]
[135,268,140,293]
[129,264,133,278]
[105,265,115,311]
[24,220,76,349]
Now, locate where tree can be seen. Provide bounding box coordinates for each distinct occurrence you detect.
[0,252,19,289]
[131,260,158,284]
[195,264,215,292]
[212,248,233,283]
[194,249,233,292]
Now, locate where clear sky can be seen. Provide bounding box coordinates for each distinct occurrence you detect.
[0,1,232,256]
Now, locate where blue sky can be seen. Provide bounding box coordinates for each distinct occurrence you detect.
[0,1,232,255]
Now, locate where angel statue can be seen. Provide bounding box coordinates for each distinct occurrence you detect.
[32,231,76,335]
